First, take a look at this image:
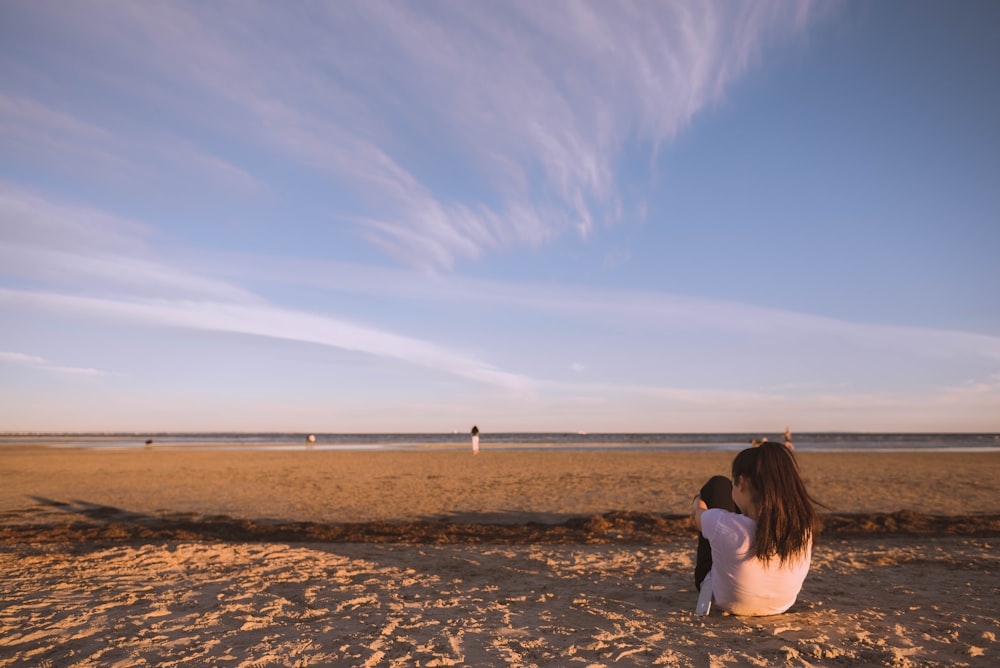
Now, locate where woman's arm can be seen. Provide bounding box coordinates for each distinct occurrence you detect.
[692,493,709,531]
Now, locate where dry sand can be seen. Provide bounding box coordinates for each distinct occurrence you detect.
[1,446,998,666]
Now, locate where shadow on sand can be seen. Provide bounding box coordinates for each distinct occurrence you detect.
[2,496,998,546]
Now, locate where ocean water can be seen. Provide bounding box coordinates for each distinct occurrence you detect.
[1,432,998,453]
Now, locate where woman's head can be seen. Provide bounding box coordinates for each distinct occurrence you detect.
[730,442,820,563]
[731,442,799,503]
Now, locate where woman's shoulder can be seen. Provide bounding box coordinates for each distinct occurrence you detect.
[702,508,755,535]
[705,508,753,523]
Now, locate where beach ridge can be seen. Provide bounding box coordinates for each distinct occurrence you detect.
[3,509,1000,546]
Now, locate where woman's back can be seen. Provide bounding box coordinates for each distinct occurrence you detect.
[701,508,811,615]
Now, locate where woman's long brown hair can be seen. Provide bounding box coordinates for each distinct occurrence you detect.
[731,442,821,564]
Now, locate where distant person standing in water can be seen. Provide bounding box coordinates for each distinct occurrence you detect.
[784,426,795,450]
[471,425,480,455]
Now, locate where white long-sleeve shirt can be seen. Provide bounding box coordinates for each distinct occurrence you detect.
[701,508,812,616]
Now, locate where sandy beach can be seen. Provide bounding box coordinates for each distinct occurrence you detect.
[2,447,998,666]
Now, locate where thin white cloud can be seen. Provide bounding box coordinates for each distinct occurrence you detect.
[206,250,1000,367]
[516,373,1000,432]
[0,351,110,377]
[0,183,148,254]
[514,287,1000,363]
[0,288,534,392]
[0,352,47,365]
[0,93,265,198]
[0,246,263,303]
[0,184,259,302]
[0,94,109,140]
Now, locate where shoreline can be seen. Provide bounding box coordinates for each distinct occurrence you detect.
[6,443,1000,455]
[3,430,998,455]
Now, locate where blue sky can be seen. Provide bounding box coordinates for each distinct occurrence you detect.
[1,0,998,433]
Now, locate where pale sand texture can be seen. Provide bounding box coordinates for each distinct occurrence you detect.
[2,448,999,666]
[1,538,996,666]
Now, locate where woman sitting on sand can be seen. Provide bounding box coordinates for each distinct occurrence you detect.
[692,442,820,616]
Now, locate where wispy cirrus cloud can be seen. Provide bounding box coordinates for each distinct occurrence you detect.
[0,0,834,270]
[287,0,833,267]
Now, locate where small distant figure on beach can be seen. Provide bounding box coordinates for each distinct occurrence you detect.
[470,425,479,455]
[784,426,795,450]
[751,430,794,450]
[144,439,153,449]
[306,434,316,448]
